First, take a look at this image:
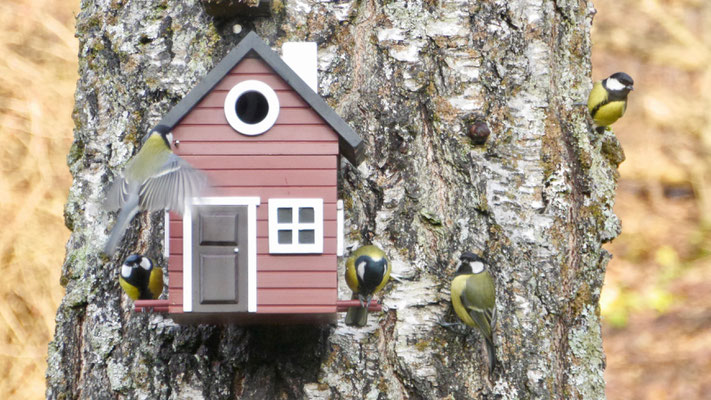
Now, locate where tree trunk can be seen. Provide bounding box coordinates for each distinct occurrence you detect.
[47,0,621,398]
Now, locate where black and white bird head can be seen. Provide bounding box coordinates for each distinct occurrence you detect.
[121,254,153,280]
[603,72,634,95]
[456,252,488,275]
[151,124,174,149]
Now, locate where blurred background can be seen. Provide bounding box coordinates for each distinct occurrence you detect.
[0,0,708,398]
[594,0,711,398]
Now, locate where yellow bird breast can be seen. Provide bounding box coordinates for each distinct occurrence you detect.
[593,100,627,127]
[588,81,627,127]
[119,276,141,301]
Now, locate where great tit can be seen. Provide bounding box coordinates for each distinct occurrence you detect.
[451,252,497,374]
[587,72,634,134]
[119,254,163,300]
[103,125,207,256]
[344,245,391,327]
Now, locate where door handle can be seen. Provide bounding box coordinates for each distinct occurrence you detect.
[234,247,239,253]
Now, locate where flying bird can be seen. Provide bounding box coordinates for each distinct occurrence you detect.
[103,125,207,256]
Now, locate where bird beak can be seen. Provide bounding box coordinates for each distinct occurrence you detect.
[627,85,634,91]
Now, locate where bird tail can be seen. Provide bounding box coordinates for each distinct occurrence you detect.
[345,306,369,327]
[103,196,139,256]
[484,336,496,375]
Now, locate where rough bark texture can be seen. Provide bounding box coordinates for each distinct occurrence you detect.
[48,0,622,398]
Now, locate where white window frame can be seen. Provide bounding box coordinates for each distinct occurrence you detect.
[183,196,260,313]
[268,198,323,254]
[224,80,280,136]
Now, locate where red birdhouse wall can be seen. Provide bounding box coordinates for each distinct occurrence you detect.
[165,56,341,323]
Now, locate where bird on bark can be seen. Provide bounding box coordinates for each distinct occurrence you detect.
[119,254,163,300]
[588,72,634,134]
[450,252,497,374]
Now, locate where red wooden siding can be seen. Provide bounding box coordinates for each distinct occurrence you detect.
[168,254,337,273]
[198,90,305,108]
[168,238,339,256]
[204,169,336,187]
[215,74,290,91]
[174,125,338,142]
[168,57,341,316]
[180,155,337,170]
[173,142,338,156]
[181,108,324,125]
[168,271,336,289]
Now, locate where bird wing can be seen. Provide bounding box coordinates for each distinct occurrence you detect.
[345,255,359,293]
[460,273,496,340]
[147,266,164,300]
[103,175,136,211]
[138,154,208,214]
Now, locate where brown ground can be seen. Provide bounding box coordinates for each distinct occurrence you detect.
[0,0,708,398]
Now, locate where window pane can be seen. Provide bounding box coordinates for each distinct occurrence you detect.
[278,230,292,244]
[299,207,314,223]
[277,208,292,223]
[298,229,315,244]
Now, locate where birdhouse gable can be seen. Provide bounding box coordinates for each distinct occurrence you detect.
[152,31,363,164]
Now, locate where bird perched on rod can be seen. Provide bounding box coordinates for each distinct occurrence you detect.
[103,125,207,256]
[587,72,634,134]
[119,254,163,300]
[450,252,497,374]
[344,245,391,327]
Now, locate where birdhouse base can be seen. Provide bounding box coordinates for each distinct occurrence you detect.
[169,312,339,325]
[133,299,383,325]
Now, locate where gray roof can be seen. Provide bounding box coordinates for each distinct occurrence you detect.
[154,31,364,165]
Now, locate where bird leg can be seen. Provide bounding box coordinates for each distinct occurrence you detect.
[357,295,366,308]
[437,319,469,334]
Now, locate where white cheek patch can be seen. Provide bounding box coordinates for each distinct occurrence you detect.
[357,261,367,280]
[121,265,133,278]
[605,78,626,91]
[140,258,152,270]
[471,261,485,274]
[166,132,174,146]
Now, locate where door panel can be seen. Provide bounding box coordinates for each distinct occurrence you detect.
[199,254,238,304]
[192,205,249,312]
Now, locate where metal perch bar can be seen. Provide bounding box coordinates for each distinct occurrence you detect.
[134,300,170,313]
[335,299,382,312]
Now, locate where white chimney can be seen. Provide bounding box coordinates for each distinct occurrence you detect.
[281,42,318,93]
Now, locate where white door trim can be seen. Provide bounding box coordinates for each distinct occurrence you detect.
[183,196,260,313]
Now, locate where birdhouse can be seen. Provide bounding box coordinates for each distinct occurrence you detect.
[131,32,379,324]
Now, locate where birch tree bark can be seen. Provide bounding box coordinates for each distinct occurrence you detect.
[47,0,622,398]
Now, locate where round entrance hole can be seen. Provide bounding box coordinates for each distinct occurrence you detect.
[224,80,280,136]
[235,90,269,124]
